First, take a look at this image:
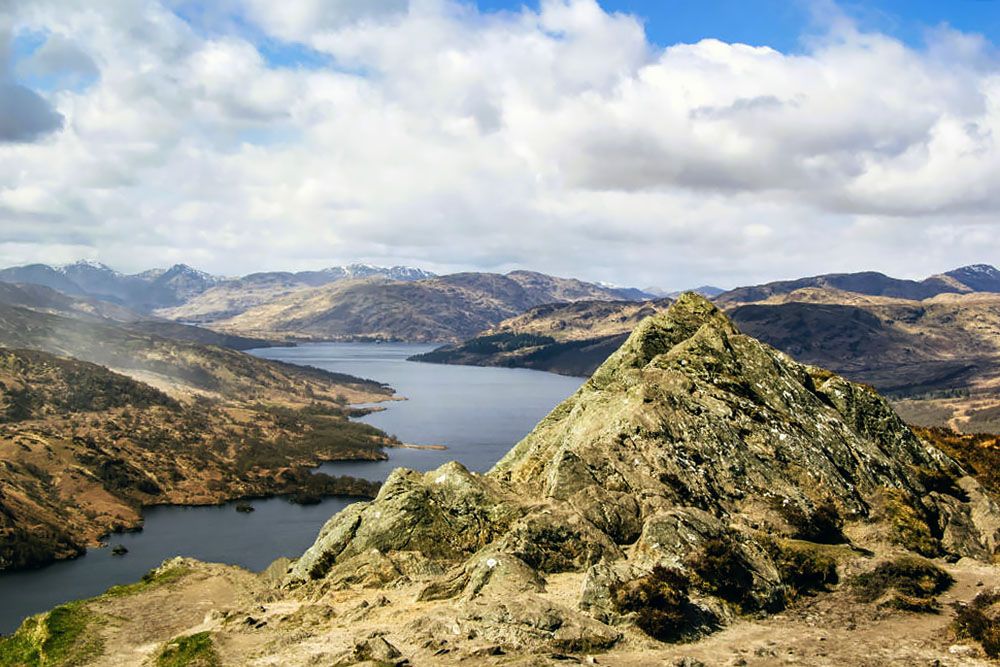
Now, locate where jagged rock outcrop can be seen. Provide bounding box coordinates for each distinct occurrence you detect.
[287,293,1000,654]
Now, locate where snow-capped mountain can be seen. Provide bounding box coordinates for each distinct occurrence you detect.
[945,264,1000,293]
[0,261,433,313]
[316,264,437,282]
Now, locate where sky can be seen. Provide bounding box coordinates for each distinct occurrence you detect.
[2,1,1000,290]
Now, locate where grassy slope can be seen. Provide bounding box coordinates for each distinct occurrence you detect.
[0,302,390,404]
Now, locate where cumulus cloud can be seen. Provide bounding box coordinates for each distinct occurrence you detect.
[0,30,64,142]
[244,0,409,40]
[1,0,999,288]
[0,82,64,142]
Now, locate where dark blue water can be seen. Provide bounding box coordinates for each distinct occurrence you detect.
[0,343,583,634]
[253,343,584,478]
[0,497,355,635]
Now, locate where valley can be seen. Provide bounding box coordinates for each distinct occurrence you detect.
[0,342,582,634]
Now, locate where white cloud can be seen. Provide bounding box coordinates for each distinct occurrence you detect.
[244,0,409,40]
[1,0,1000,289]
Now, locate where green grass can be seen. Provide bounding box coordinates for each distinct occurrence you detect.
[155,632,221,667]
[102,564,191,599]
[0,601,104,666]
[0,565,196,666]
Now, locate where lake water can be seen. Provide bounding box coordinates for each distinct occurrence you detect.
[0,343,584,634]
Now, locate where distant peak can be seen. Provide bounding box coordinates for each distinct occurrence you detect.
[59,259,118,273]
[163,263,212,277]
[952,264,999,275]
[317,264,436,281]
[944,264,1000,293]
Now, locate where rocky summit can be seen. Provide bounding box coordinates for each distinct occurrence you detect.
[283,293,1000,656]
[7,293,1000,665]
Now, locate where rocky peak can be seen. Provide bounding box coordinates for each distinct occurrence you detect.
[287,292,1000,653]
[587,292,736,381]
[491,293,948,517]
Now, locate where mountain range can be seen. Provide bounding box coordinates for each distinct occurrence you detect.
[205,270,658,342]
[0,261,438,314]
[716,264,1000,305]
[8,258,1000,432]
[0,262,654,341]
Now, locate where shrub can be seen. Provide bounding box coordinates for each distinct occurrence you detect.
[953,590,1000,658]
[876,489,941,557]
[685,537,756,610]
[914,427,1000,497]
[777,499,846,544]
[850,555,953,610]
[767,539,839,598]
[611,565,714,642]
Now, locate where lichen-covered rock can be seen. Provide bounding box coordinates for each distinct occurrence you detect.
[458,594,622,652]
[418,549,545,602]
[288,462,520,583]
[289,293,1000,653]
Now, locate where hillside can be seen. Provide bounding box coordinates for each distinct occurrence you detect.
[715,263,1000,306]
[413,298,672,375]
[0,295,401,572]
[0,281,141,322]
[210,272,653,342]
[0,304,344,402]
[421,281,1000,432]
[0,348,389,571]
[12,295,1000,665]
